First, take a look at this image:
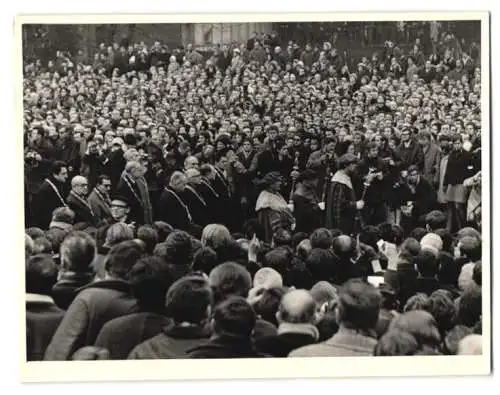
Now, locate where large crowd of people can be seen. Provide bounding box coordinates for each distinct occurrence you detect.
[24,25,483,361]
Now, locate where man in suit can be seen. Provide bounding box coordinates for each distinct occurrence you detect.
[157,171,192,231]
[418,130,442,188]
[115,161,153,226]
[183,168,209,228]
[395,128,424,171]
[67,176,97,226]
[31,161,69,230]
[198,164,220,225]
[88,175,113,225]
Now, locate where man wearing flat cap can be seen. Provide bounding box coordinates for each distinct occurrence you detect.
[292,169,324,234]
[326,153,364,235]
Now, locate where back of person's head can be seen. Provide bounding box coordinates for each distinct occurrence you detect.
[253,267,283,290]
[473,261,482,286]
[456,227,481,242]
[272,229,293,248]
[52,207,75,225]
[25,234,34,258]
[459,236,482,262]
[208,262,252,305]
[105,223,134,247]
[60,231,96,273]
[191,246,218,275]
[105,240,144,281]
[129,256,174,312]
[336,279,382,331]
[71,347,110,361]
[164,230,193,265]
[378,223,393,243]
[201,224,232,250]
[423,291,456,336]
[374,329,420,356]
[310,281,338,306]
[391,225,405,246]
[457,288,482,328]
[399,237,421,261]
[409,227,427,242]
[136,225,159,254]
[359,226,380,250]
[25,254,58,295]
[403,293,429,312]
[253,287,286,326]
[389,310,441,349]
[26,227,45,240]
[444,325,474,355]
[45,227,70,254]
[435,228,453,253]
[277,289,317,325]
[165,275,213,325]
[296,238,312,261]
[457,334,482,355]
[153,221,174,242]
[264,247,293,276]
[291,232,309,249]
[421,233,443,255]
[310,228,333,249]
[415,249,439,277]
[331,235,356,262]
[425,210,447,231]
[33,237,53,255]
[212,296,256,338]
[285,259,314,289]
[307,248,337,284]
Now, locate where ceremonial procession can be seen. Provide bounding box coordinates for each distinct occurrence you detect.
[23,20,483,361]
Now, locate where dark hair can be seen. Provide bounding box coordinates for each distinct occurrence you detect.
[97,174,111,185]
[286,259,314,289]
[208,262,252,305]
[359,226,380,250]
[389,310,441,349]
[291,232,308,249]
[165,276,213,324]
[435,228,453,253]
[106,240,144,280]
[60,231,96,273]
[212,296,256,338]
[191,247,218,275]
[242,219,266,241]
[457,288,482,327]
[378,223,394,242]
[129,256,174,312]
[310,228,333,249]
[52,207,75,224]
[409,227,428,242]
[164,231,193,265]
[307,248,337,284]
[415,249,439,277]
[272,229,292,247]
[25,254,58,295]
[50,161,67,177]
[425,211,447,231]
[137,225,159,254]
[264,247,293,276]
[423,291,457,337]
[374,329,420,356]
[253,287,286,327]
[152,221,174,242]
[459,237,482,262]
[337,279,382,331]
[26,227,45,240]
[472,261,482,286]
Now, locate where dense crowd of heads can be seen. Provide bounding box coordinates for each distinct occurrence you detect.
[24,25,483,361]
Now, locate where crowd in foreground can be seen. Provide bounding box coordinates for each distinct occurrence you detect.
[24,27,483,361]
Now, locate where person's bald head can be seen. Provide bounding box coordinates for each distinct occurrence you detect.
[71,176,89,197]
[185,168,202,185]
[332,235,356,261]
[457,334,482,355]
[277,289,317,325]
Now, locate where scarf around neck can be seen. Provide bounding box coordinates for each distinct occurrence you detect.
[331,170,353,190]
[255,190,291,215]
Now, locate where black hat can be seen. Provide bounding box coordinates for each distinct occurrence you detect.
[111,195,130,207]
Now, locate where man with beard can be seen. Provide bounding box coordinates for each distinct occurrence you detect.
[292,169,324,234]
[183,168,209,228]
[31,161,69,230]
[357,142,390,226]
[67,176,97,226]
[326,153,365,236]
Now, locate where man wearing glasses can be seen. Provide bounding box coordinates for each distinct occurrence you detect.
[88,175,113,224]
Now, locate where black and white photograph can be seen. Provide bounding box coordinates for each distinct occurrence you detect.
[18,12,491,381]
